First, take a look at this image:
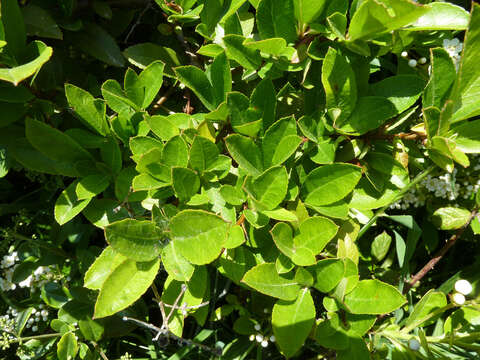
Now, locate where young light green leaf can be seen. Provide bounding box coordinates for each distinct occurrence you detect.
[301,163,362,207]
[161,241,195,282]
[225,134,263,176]
[170,210,229,265]
[344,279,406,314]
[309,258,345,293]
[246,166,288,211]
[174,65,215,111]
[123,43,183,77]
[322,47,357,124]
[293,0,327,28]
[189,135,219,172]
[451,120,480,153]
[241,263,300,300]
[432,207,471,230]
[406,2,469,31]
[101,79,138,113]
[256,0,297,44]
[94,258,160,318]
[262,116,302,168]
[105,219,163,262]
[371,231,392,262]
[84,246,127,290]
[272,288,315,358]
[404,290,447,328]
[55,180,92,225]
[76,174,111,200]
[57,332,78,360]
[171,166,200,202]
[223,34,262,71]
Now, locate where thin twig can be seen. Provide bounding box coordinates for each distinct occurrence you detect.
[124,0,152,43]
[92,341,109,360]
[163,284,187,327]
[404,209,479,293]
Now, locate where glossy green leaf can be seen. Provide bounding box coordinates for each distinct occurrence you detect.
[55,180,92,225]
[262,116,302,168]
[406,2,469,31]
[94,258,160,318]
[189,136,219,172]
[451,120,480,153]
[371,231,392,262]
[336,96,397,135]
[344,279,406,314]
[174,65,215,111]
[294,0,327,27]
[272,288,315,358]
[301,163,362,207]
[161,241,195,282]
[348,0,428,41]
[246,166,288,211]
[250,78,276,131]
[227,92,263,137]
[309,258,345,293]
[83,199,130,228]
[432,207,471,230]
[101,79,138,113]
[241,263,300,300]
[1,0,26,59]
[126,61,165,109]
[170,210,229,265]
[84,246,127,290]
[22,4,63,39]
[243,38,287,56]
[404,290,447,328]
[0,41,52,85]
[172,166,200,202]
[223,34,262,70]
[105,219,163,261]
[146,115,179,141]
[322,47,357,124]
[57,332,78,360]
[370,75,425,114]
[123,43,182,77]
[225,134,263,176]
[75,174,110,200]
[423,48,456,112]
[256,0,297,44]
[450,4,480,122]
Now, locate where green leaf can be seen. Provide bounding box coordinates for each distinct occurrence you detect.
[262,116,302,168]
[22,4,63,39]
[65,84,107,136]
[450,4,480,122]
[170,210,229,265]
[451,120,480,153]
[76,174,110,200]
[162,135,189,168]
[404,290,447,328]
[227,92,263,137]
[223,34,262,71]
[370,75,425,114]
[83,199,130,228]
[432,207,471,230]
[55,181,92,225]
[94,258,160,318]
[208,52,232,108]
[272,288,315,358]
[348,0,428,41]
[84,246,127,290]
[250,78,277,131]
[125,61,165,109]
[123,43,182,77]
[241,263,300,300]
[301,163,362,207]
[146,115,180,142]
[101,136,122,174]
[423,48,456,112]
[189,135,219,172]
[172,167,200,202]
[101,79,138,113]
[344,279,406,314]
[161,241,195,282]
[371,231,392,262]
[309,258,345,293]
[0,41,52,85]
[294,0,327,27]
[174,66,215,111]
[366,152,409,189]
[225,134,263,176]
[406,2,469,31]
[1,0,26,59]
[220,185,246,206]
[257,0,297,44]
[71,23,125,67]
[105,219,163,262]
[246,166,288,211]
[322,47,357,124]
[57,332,78,360]
[244,38,287,56]
[272,217,338,266]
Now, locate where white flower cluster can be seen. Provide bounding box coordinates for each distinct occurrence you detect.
[400,51,427,68]
[422,171,460,201]
[0,251,54,292]
[443,38,463,71]
[452,279,473,306]
[2,304,50,334]
[249,323,275,348]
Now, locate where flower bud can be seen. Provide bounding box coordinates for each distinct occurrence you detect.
[453,292,466,305]
[409,338,420,351]
[454,279,473,295]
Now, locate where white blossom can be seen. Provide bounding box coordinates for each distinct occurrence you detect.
[455,279,473,296]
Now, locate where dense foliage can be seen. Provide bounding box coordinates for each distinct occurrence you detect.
[1,0,480,359]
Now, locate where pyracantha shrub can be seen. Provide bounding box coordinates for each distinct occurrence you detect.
[1,0,480,359]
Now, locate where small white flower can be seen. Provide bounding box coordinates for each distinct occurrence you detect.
[255,334,263,342]
[418,57,427,64]
[254,324,261,331]
[453,292,466,305]
[249,335,255,341]
[40,310,48,317]
[32,325,38,332]
[409,338,420,351]
[455,279,473,295]
[269,335,275,342]
[408,59,417,68]
[263,308,269,314]
[443,38,463,57]
[261,340,268,348]
[401,51,408,58]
